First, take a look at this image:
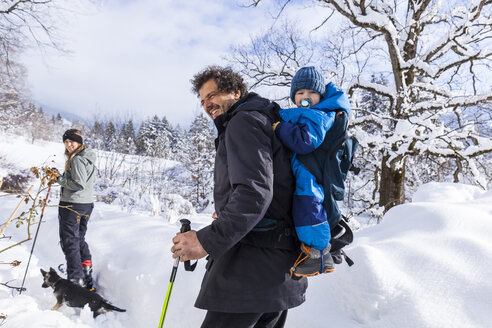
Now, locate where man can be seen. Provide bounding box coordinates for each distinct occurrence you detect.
[171,65,307,328]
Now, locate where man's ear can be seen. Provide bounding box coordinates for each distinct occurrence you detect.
[234,90,241,100]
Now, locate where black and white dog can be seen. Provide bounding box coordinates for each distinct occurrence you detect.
[41,267,126,317]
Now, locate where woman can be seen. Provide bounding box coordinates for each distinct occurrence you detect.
[57,129,96,290]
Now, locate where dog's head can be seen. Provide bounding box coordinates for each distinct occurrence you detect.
[40,267,61,288]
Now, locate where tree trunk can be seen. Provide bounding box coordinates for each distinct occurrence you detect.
[379,154,406,212]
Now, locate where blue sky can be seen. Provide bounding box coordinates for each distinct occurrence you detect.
[21,0,325,126]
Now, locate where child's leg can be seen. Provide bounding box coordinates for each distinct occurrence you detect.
[291,155,331,248]
[290,156,334,276]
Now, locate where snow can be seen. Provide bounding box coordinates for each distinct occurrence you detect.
[2,138,492,328]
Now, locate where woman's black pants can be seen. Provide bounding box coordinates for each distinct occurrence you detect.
[58,201,93,280]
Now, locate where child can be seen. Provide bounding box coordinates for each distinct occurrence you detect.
[274,66,351,277]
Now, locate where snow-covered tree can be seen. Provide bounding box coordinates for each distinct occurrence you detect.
[117,119,137,155]
[170,124,187,161]
[137,117,156,156]
[86,120,105,150]
[234,0,492,212]
[104,121,117,151]
[159,116,173,159]
[184,113,216,210]
[136,115,172,158]
[0,46,28,133]
[28,105,52,143]
[51,113,65,140]
[1,0,91,138]
[70,120,86,134]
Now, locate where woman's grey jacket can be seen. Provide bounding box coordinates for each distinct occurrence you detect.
[58,148,96,204]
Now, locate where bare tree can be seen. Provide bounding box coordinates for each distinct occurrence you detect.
[233,0,492,213]
[1,0,87,134]
[0,47,28,124]
[229,21,355,106]
[0,0,66,58]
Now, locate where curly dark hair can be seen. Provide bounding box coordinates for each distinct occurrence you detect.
[191,65,247,98]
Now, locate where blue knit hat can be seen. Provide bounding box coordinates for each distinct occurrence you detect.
[290,66,326,102]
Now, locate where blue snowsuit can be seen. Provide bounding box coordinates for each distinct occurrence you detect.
[275,82,350,250]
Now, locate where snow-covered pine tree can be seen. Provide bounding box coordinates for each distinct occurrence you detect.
[136,118,150,155]
[136,115,172,158]
[70,120,86,133]
[23,104,51,143]
[184,113,215,211]
[86,120,105,150]
[170,124,187,161]
[51,113,65,140]
[159,116,173,159]
[104,121,117,151]
[117,119,137,155]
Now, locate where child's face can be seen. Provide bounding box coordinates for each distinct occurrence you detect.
[294,89,321,108]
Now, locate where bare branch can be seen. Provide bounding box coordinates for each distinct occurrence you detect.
[0,280,26,292]
[349,80,395,111]
[434,51,492,79]
[411,93,492,113]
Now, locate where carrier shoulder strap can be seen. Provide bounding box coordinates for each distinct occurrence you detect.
[297,110,349,185]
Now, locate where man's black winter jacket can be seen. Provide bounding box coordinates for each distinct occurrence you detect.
[195,93,308,313]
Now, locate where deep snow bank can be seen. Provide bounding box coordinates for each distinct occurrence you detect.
[288,182,492,328]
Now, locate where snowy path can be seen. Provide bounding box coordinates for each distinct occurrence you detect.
[0,197,212,327]
[1,182,492,327]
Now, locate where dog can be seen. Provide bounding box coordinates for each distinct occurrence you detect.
[40,267,126,317]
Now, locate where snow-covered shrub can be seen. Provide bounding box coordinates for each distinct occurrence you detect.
[160,193,196,223]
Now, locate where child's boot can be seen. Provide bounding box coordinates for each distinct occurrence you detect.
[321,245,336,273]
[290,243,335,277]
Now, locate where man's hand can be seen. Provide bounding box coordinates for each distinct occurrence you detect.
[171,230,207,262]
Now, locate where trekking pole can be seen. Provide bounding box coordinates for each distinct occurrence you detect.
[158,219,194,328]
[19,186,51,295]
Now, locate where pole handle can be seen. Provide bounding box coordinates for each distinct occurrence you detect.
[179,218,191,233]
[178,219,197,272]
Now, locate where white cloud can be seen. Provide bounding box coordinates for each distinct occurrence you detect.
[21,0,268,125]
[21,0,337,126]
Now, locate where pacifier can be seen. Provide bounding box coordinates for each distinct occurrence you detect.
[300,98,312,108]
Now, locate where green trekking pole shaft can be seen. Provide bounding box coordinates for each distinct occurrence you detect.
[158,257,180,328]
[158,219,192,328]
